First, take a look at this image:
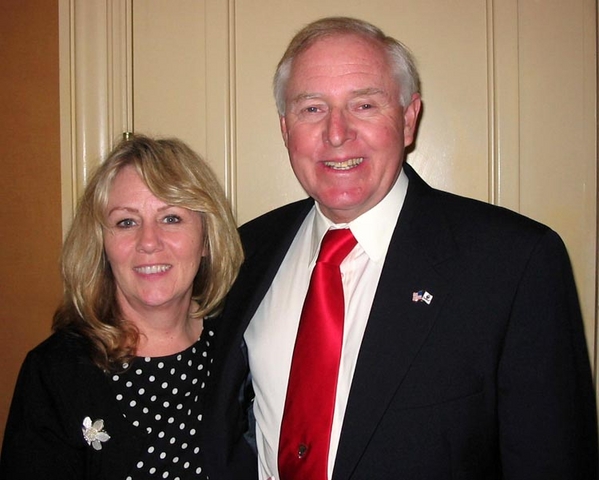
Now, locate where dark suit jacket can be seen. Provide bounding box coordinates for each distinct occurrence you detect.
[203,163,598,480]
[0,331,147,479]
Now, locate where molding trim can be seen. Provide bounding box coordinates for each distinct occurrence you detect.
[204,0,236,216]
[58,0,132,235]
[487,0,520,211]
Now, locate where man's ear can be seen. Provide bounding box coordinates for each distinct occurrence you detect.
[403,93,422,147]
[280,115,289,148]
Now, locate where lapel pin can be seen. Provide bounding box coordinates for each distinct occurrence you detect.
[412,290,433,305]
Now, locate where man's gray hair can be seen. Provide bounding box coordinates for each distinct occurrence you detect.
[273,16,421,115]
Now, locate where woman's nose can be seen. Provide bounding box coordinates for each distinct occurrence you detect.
[136,223,163,253]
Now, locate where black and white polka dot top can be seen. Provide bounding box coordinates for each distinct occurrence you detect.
[110,328,214,480]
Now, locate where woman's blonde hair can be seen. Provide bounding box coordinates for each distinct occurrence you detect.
[53,134,243,371]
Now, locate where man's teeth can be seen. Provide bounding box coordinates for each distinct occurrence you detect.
[324,157,363,170]
[134,265,172,274]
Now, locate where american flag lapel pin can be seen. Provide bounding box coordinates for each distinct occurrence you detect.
[412,290,433,305]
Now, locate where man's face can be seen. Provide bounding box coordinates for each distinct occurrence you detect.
[280,34,421,223]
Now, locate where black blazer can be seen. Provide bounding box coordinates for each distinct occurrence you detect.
[0,332,147,479]
[203,163,597,480]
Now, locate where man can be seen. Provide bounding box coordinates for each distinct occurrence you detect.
[203,16,598,480]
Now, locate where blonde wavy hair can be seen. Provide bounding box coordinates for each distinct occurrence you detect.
[53,134,244,371]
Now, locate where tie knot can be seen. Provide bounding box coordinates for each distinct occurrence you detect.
[317,229,357,267]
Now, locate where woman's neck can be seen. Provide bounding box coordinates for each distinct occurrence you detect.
[118,296,204,357]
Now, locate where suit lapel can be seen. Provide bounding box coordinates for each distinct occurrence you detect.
[217,199,315,379]
[207,200,314,473]
[234,200,314,336]
[333,164,457,479]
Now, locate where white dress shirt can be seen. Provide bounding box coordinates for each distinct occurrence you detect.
[244,170,408,480]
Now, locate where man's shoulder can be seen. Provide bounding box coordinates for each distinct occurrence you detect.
[435,188,549,240]
[405,163,549,237]
[240,198,313,229]
[239,198,313,244]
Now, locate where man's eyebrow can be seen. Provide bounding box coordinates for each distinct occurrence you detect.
[352,88,386,96]
[291,88,387,104]
[290,92,323,104]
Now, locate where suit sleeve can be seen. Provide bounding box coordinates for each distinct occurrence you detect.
[0,350,86,479]
[498,230,598,479]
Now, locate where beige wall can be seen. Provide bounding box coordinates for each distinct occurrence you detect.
[0,0,596,451]
[0,1,63,447]
[127,0,598,364]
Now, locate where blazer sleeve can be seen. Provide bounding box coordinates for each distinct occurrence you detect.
[498,229,598,479]
[0,349,87,479]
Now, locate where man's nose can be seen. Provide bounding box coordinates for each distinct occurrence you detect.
[323,109,356,147]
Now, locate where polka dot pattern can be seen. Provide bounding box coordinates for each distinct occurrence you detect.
[113,329,214,479]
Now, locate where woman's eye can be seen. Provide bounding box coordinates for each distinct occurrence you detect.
[116,218,136,228]
[163,215,181,224]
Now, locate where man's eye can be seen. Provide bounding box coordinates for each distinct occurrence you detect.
[163,215,181,224]
[305,106,320,113]
[359,103,373,109]
[116,218,136,228]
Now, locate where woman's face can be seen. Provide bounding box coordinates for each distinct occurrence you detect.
[103,166,206,316]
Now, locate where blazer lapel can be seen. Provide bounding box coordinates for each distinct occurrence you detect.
[333,164,457,480]
[229,199,315,341]
[213,199,315,418]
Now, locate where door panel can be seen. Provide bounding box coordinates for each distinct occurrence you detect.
[132,1,208,164]
[61,0,597,385]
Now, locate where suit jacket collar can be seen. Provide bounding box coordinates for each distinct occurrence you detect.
[234,199,315,336]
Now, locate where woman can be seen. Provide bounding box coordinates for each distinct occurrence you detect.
[0,135,243,479]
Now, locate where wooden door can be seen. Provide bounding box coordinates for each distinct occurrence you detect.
[60,0,597,382]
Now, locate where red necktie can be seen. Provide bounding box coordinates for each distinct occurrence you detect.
[278,228,357,480]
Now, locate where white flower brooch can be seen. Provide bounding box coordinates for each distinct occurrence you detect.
[82,417,111,450]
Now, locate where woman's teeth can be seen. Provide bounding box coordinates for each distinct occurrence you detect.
[134,264,172,274]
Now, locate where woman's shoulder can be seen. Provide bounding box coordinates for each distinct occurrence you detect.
[31,329,87,353]
[24,330,94,373]
[14,330,113,420]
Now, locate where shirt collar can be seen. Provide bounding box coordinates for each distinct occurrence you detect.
[310,168,409,264]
